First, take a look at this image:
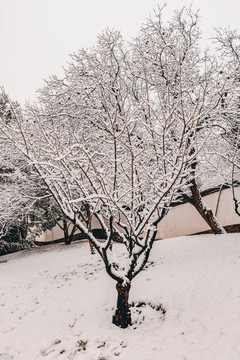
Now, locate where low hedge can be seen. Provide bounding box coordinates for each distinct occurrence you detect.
[0,240,35,256]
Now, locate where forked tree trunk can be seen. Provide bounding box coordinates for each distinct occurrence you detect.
[112,282,131,328]
[63,218,79,245]
[190,179,226,234]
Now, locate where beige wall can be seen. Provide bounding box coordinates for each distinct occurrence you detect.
[35,216,102,243]
[35,221,69,243]
[35,187,240,243]
[156,187,240,239]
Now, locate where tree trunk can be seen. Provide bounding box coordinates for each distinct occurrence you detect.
[112,282,131,328]
[63,218,78,245]
[19,215,28,243]
[86,203,95,254]
[190,179,226,234]
[63,218,71,245]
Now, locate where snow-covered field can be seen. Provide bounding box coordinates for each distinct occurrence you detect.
[1,233,240,360]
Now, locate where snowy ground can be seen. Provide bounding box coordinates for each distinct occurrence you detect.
[1,233,240,360]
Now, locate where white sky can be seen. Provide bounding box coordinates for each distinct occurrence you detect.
[0,0,240,104]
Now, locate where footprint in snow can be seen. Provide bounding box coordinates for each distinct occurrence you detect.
[40,339,62,356]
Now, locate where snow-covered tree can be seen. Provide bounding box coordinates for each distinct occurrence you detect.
[0,93,34,240]
[0,7,233,327]
[0,92,58,244]
[210,29,240,214]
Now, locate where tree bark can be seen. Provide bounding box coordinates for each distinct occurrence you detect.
[112,282,131,328]
[86,203,95,254]
[190,179,226,234]
[63,218,77,245]
[63,218,70,245]
[19,215,28,243]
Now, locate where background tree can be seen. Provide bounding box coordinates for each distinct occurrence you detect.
[0,93,33,240]
[130,6,225,234]
[211,29,240,214]
[0,92,65,250]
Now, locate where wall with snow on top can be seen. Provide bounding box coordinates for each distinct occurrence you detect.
[35,187,240,243]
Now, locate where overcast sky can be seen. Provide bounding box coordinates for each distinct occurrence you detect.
[0,0,240,104]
